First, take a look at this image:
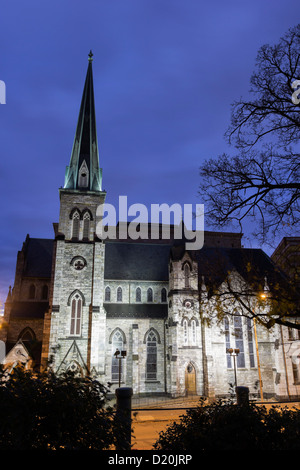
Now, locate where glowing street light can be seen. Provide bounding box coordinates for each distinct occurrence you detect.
[226,348,240,388]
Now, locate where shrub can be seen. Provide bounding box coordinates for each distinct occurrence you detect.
[153,399,300,451]
[0,365,117,450]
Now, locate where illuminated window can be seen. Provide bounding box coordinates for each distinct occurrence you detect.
[70,293,82,336]
[112,330,124,382]
[224,317,232,368]
[247,318,255,368]
[146,331,157,380]
[183,319,188,345]
[234,314,245,368]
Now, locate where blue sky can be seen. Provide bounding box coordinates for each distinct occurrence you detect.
[0,0,298,307]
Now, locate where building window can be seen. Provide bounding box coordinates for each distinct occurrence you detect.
[225,317,232,368]
[29,284,36,300]
[70,293,82,336]
[247,318,255,368]
[105,286,111,302]
[82,212,90,239]
[112,330,124,382]
[146,331,157,380]
[161,288,167,303]
[183,319,188,345]
[136,287,141,302]
[234,314,245,368]
[117,287,122,302]
[71,210,80,239]
[184,264,190,288]
[292,360,300,384]
[191,319,196,345]
[147,287,153,302]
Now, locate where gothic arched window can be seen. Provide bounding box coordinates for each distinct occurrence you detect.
[184,264,190,288]
[117,287,122,302]
[82,211,90,239]
[71,210,80,239]
[147,287,153,303]
[234,314,245,368]
[111,330,124,382]
[136,287,141,302]
[191,319,196,345]
[146,330,157,380]
[105,286,111,302]
[161,288,167,303]
[70,292,82,336]
[183,319,188,345]
[224,316,232,368]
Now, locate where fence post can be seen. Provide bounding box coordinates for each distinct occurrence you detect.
[236,386,249,406]
[115,387,133,450]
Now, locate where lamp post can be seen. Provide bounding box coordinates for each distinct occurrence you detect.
[114,348,127,388]
[226,348,240,388]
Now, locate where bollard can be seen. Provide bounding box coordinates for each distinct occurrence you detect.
[115,387,133,450]
[236,386,249,406]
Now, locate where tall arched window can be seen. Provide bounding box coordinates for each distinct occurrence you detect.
[105,286,111,302]
[71,210,80,239]
[117,287,122,302]
[147,287,153,302]
[70,292,82,336]
[191,319,196,345]
[161,288,167,303]
[224,316,232,368]
[29,284,36,299]
[234,314,245,368]
[146,330,157,380]
[247,318,255,368]
[136,287,141,302]
[183,319,188,345]
[112,330,124,382]
[184,264,190,288]
[82,211,90,239]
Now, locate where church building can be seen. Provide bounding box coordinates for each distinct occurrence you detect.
[2,54,300,401]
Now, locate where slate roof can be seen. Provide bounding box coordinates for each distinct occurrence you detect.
[104,303,167,319]
[104,241,173,281]
[23,238,54,278]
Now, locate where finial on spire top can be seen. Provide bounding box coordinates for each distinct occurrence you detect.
[88,50,93,62]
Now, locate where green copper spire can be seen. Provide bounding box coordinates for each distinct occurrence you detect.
[64,51,102,192]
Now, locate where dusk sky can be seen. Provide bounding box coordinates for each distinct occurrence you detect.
[0,0,298,308]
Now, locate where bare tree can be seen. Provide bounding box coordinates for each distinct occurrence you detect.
[199,24,300,244]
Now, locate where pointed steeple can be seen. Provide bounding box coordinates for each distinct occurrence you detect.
[64,51,102,192]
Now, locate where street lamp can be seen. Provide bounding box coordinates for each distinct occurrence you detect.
[226,348,240,388]
[114,348,127,388]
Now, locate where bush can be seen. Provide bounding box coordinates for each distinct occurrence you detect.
[153,399,300,451]
[0,365,118,450]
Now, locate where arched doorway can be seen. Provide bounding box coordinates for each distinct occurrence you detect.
[185,363,196,395]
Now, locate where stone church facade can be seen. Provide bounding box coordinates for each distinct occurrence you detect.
[2,55,300,401]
